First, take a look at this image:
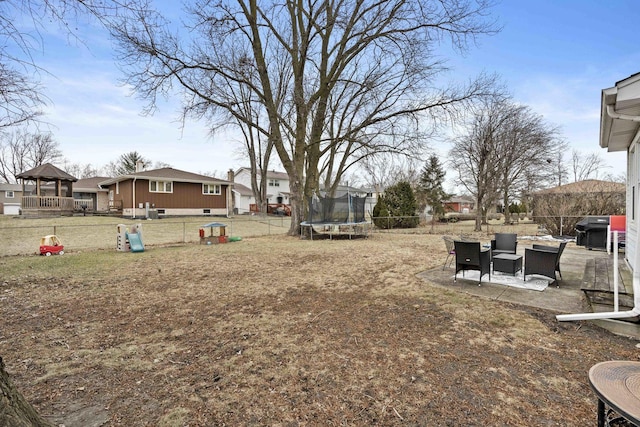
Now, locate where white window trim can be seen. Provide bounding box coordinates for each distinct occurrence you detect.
[149,180,173,193]
[203,184,221,195]
[5,190,14,198]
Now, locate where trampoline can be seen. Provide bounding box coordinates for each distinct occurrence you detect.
[300,193,370,240]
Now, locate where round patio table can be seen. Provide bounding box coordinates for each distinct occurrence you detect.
[588,361,640,427]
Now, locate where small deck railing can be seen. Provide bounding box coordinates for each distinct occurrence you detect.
[21,196,75,211]
[108,200,123,212]
[74,199,94,211]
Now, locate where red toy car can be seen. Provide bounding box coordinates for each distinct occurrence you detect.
[40,235,64,256]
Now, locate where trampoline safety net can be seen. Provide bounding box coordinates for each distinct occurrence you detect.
[306,194,366,224]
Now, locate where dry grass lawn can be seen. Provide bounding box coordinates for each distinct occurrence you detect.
[1,224,638,426]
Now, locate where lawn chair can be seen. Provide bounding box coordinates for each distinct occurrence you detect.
[442,236,456,270]
[491,233,518,256]
[524,241,567,287]
[454,240,491,285]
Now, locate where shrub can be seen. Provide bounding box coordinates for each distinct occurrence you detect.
[372,196,392,229]
[373,181,419,229]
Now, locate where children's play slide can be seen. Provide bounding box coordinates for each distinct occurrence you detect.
[126,232,145,252]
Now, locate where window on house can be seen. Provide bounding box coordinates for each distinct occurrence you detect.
[5,191,14,198]
[203,184,221,195]
[150,181,172,193]
[269,179,279,187]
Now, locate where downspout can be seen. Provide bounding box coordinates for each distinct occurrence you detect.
[556,104,640,321]
[556,230,640,321]
[132,177,137,219]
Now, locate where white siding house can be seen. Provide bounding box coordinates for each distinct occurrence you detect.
[232,167,291,214]
[0,183,22,215]
[600,72,640,271]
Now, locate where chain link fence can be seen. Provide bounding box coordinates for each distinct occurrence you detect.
[1,213,594,257]
[0,215,292,257]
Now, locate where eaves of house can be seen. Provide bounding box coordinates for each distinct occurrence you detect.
[235,167,289,181]
[75,177,111,193]
[99,167,232,186]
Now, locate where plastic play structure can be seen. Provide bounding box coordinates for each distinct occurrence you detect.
[117,223,145,253]
[300,193,370,240]
[199,222,242,245]
[199,222,227,244]
[40,235,64,256]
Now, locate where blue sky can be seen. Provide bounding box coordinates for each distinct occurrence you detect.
[27,1,639,179]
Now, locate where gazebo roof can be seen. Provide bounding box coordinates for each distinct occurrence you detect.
[16,163,77,182]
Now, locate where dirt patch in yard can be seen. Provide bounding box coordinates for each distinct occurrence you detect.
[1,232,638,426]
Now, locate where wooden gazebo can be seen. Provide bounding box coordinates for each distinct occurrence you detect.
[16,163,78,216]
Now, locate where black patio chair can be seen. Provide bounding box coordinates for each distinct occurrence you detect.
[524,241,567,287]
[491,233,518,256]
[454,240,491,285]
[533,242,567,279]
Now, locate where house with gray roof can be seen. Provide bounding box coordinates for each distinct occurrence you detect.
[99,167,233,218]
[73,177,111,213]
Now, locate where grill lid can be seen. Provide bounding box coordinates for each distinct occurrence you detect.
[575,216,610,231]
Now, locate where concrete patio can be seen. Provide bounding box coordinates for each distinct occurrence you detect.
[418,243,640,339]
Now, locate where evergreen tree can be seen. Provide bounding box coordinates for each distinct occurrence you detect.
[373,181,419,229]
[105,151,150,176]
[372,195,391,229]
[417,155,451,230]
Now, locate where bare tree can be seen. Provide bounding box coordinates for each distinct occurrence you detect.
[0,1,131,131]
[106,0,499,234]
[450,95,566,230]
[360,154,423,195]
[532,180,625,236]
[0,129,62,183]
[544,151,569,187]
[60,159,100,179]
[450,96,511,231]
[494,105,565,224]
[570,149,610,182]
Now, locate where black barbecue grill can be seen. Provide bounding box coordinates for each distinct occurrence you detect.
[575,216,609,250]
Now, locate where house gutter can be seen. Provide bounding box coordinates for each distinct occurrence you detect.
[606,104,640,122]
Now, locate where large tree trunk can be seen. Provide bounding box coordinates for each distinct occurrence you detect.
[0,356,54,427]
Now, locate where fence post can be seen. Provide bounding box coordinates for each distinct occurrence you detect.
[560,216,563,237]
[183,222,186,243]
